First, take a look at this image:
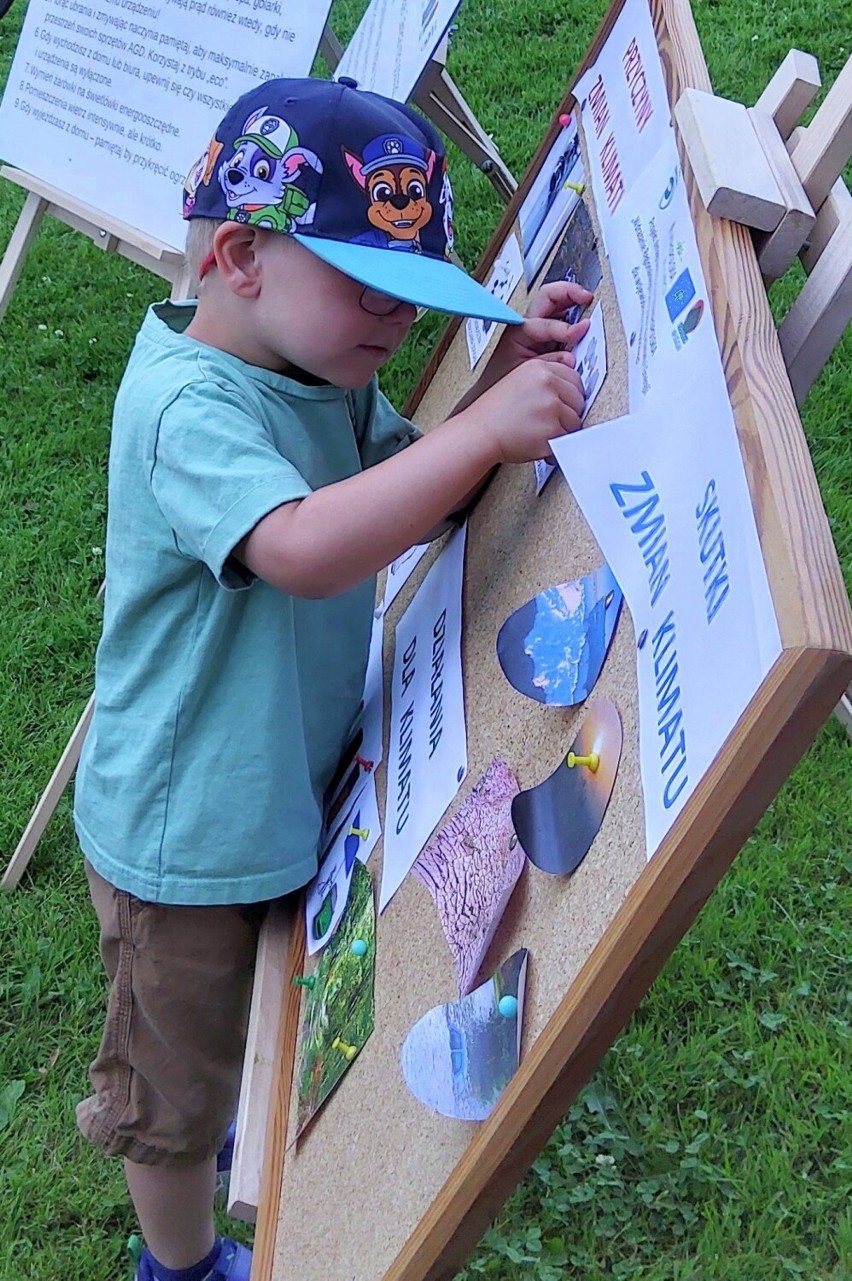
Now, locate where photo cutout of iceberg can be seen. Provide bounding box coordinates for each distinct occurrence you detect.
[401,949,528,1121]
[497,565,622,706]
[511,700,622,876]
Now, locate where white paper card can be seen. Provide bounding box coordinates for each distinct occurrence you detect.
[550,392,781,860]
[465,234,524,368]
[0,0,332,249]
[306,778,381,955]
[381,543,431,615]
[518,116,584,283]
[319,609,384,849]
[335,0,462,103]
[574,0,673,248]
[381,523,467,912]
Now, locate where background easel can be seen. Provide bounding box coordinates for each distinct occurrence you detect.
[0,12,516,891]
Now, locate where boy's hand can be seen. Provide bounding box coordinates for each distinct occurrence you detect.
[469,355,586,465]
[489,280,594,382]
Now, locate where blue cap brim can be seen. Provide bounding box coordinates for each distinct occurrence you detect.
[292,235,523,325]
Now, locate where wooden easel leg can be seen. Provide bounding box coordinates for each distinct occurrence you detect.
[1,693,95,891]
[413,69,517,203]
[318,24,344,70]
[0,191,48,326]
[228,899,293,1224]
[835,688,852,738]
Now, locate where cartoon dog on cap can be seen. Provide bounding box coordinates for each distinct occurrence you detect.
[218,106,323,233]
[344,133,435,252]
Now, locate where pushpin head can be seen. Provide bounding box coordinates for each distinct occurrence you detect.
[348,825,370,841]
[566,751,600,773]
[332,1036,358,1062]
[350,938,368,958]
[498,995,519,1018]
[564,180,585,195]
[558,113,572,127]
[293,975,316,989]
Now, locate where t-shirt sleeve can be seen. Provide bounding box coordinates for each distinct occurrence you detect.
[151,380,312,589]
[354,380,422,470]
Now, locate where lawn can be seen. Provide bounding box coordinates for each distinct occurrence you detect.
[1,1,850,1279]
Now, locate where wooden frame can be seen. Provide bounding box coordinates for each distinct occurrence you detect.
[248,0,852,1277]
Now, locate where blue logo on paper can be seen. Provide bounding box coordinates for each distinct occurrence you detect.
[665,269,696,322]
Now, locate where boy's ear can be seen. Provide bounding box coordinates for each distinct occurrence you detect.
[211,220,264,297]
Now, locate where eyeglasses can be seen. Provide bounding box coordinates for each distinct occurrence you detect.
[359,285,427,322]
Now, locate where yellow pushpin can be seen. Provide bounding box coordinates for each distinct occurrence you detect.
[564,179,585,195]
[566,751,600,773]
[348,825,370,841]
[332,1037,358,1062]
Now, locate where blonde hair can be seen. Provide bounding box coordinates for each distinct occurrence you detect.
[183,217,223,295]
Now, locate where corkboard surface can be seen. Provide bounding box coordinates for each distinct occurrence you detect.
[271,98,644,1281]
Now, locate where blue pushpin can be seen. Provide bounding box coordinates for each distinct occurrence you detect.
[351,938,368,957]
[498,995,518,1018]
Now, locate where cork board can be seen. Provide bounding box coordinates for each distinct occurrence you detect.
[254,1,852,1278]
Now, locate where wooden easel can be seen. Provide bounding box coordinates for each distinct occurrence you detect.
[224,47,852,1231]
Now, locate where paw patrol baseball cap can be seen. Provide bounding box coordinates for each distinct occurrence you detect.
[183,76,522,324]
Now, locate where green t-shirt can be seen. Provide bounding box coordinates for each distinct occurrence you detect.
[74,301,419,905]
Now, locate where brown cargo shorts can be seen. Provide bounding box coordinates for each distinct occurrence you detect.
[77,861,268,1167]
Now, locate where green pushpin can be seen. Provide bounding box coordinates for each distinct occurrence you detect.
[293,975,317,989]
[349,824,370,841]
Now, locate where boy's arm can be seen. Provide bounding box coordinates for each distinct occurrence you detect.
[234,356,584,598]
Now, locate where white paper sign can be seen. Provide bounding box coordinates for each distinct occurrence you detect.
[0,0,332,248]
[574,0,672,246]
[550,392,781,859]
[381,523,467,911]
[335,0,463,103]
[306,778,381,955]
[465,233,523,368]
[381,542,431,615]
[319,609,384,849]
[517,116,584,284]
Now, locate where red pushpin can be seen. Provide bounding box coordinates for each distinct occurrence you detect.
[558,113,572,127]
[354,754,374,772]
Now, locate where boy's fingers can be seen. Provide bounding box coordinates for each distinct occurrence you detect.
[536,349,576,368]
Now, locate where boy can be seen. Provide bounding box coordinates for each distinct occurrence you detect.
[74,77,591,1281]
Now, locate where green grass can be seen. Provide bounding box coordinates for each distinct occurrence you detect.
[1,1,850,1278]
